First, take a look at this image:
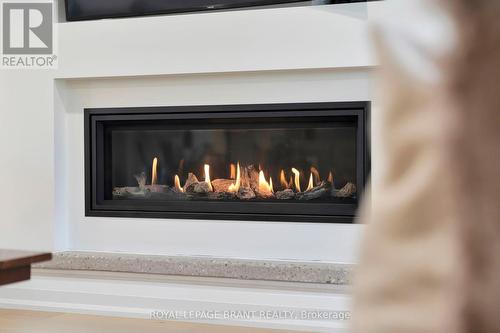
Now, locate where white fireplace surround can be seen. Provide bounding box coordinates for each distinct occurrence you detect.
[2,1,382,260]
[56,68,372,261]
[0,1,383,331]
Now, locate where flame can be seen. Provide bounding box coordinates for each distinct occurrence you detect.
[144,160,332,196]
[328,171,334,184]
[230,163,236,179]
[310,166,320,185]
[228,162,241,192]
[151,157,158,185]
[306,173,314,191]
[258,170,273,196]
[291,168,301,192]
[174,175,184,192]
[204,164,213,191]
[280,170,289,189]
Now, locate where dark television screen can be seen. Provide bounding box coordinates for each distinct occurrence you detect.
[65,0,301,21]
[65,0,369,21]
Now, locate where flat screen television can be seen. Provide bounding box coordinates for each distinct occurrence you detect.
[65,0,366,21]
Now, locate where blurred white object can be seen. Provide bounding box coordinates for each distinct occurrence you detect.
[375,0,456,83]
[352,1,462,332]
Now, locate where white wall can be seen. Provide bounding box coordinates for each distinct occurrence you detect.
[56,3,378,79]
[1,2,381,260]
[0,72,55,251]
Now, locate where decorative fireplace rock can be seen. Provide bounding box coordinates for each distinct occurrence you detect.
[85,102,370,222]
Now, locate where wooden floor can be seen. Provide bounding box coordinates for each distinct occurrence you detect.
[0,309,308,333]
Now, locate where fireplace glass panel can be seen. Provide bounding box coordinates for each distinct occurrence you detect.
[104,117,358,204]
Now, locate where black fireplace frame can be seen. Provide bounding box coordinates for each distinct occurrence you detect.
[85,102,370,223]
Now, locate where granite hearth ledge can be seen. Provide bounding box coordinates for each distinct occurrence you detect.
[34,251,353,285]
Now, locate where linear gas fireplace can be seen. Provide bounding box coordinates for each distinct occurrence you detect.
[85,102,370,223]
